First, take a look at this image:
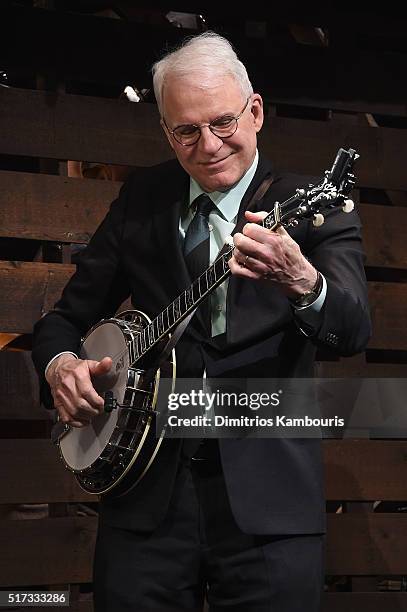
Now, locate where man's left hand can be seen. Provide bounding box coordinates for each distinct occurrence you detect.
[229,210,318,299]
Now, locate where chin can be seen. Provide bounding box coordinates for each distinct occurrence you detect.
[200,170,240,193]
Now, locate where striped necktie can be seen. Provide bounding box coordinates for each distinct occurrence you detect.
[183,193,214,333]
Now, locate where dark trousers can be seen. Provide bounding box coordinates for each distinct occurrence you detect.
[93,444,325,612]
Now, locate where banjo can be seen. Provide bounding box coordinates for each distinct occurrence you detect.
[52,147,359,496]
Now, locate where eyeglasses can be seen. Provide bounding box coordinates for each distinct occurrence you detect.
[163,97,251,146]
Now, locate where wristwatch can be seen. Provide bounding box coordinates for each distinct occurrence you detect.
[289,271,323,309]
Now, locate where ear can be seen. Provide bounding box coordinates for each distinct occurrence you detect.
[160,118,175,152]
[250,94,264,133]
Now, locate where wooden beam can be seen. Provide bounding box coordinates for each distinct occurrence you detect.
[0,261,74,334]
[0,170,120,243]
[323,440,407,501]
[315,360,407,378]
[0,261,405,351]
[1,175,405,271]
[0,517,96,586]
[0,351,43,419]
[270,95,407,118]
[0,87,170,166]
[359,204,407,269]
[368,282,407,350]
[1,88,407,189]
[322,593,407,612]
[258,117,407,191]
[0,440,96,503]
[326,513,407,574]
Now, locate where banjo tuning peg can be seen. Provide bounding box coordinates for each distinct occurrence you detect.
[312,213,325,227]
[342,199,354,213]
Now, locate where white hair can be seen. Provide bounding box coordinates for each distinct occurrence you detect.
[152,31,253,116]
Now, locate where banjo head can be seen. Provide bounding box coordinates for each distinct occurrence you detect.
[59,321,129,471]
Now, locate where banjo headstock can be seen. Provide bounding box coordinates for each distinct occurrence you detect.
[263,147,360,231]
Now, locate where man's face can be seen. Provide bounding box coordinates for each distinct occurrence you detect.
[161,75,264,193]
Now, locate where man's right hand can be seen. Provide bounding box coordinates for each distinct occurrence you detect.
[45,354,112,428]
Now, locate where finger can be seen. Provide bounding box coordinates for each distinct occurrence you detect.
[81,386,105,411]
[232,247,248,267]
[229,257,271,280]
[54,387,77,417]
[234,232,274,265]
[74,398,100,420]
[65,419,91,429]
[244,210,268,222]
[228,256,262,279]
[232,250,269,277]
[56,386,99,421]
[55,399,91,427]
[54,400,72,424]
[74,372,105,411]
[242,222,281,243]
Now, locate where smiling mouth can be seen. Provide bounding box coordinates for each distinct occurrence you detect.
[202,155,231,166]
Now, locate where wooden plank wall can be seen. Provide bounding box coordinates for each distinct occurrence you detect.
[1,5,407,611]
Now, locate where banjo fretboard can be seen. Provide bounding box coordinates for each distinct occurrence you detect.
[129,208,279,363]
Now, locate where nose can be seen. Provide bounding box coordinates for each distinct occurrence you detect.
[197,126,223,154]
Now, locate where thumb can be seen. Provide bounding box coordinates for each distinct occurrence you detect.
[245,210,268,223]
[88,356,112,377]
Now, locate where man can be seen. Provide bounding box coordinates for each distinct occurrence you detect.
[32,32,371,611]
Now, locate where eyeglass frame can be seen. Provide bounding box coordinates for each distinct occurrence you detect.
[162,96,251,147]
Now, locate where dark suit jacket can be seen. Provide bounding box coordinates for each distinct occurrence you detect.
[32,155,371,535]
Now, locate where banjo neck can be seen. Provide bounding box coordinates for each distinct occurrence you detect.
[129,243,235,364]
[129,205,284,365]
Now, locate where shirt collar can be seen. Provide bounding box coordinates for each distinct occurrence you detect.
[189,150,259,222]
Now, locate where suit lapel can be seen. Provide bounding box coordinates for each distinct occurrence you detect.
[236,155,276,220]
[152,162,190,296]
[152,162,209,336]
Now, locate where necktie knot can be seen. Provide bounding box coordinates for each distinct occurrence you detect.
[194,193,214,219]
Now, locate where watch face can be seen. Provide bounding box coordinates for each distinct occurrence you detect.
[293,272,323,308]
[296,292,318,308]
